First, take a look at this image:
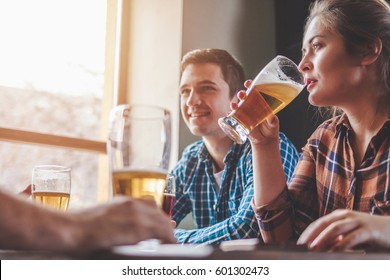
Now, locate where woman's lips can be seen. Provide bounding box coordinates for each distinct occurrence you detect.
[305,78,317,91]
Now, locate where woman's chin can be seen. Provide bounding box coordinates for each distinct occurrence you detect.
[308,94,326,107]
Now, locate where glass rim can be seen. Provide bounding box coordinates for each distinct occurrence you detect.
[110,104,171,120]
[247,54,304,94]
[33,165,71,173]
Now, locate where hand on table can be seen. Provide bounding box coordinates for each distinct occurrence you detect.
[297,209,390,251]
[77,197,177,250]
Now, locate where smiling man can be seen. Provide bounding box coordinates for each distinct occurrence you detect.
[171,48,299,244]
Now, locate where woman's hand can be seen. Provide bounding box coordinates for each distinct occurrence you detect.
[231,80,280,146]
[297,209,390,251]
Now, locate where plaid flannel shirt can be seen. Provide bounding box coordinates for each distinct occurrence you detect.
[172,132,299,244]
[253,114,390,243]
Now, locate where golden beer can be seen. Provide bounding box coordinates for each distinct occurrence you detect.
[218,55,304,144]
[32,191,70,211]
[112,168,167,208]
[233,82,302,132]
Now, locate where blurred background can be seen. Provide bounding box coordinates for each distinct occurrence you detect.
[0,0,324,210]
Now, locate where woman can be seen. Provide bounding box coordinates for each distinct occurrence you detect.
[236,0,390,251]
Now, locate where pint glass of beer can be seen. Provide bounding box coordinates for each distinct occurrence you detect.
[32,165,71,211]
[218,55,305,144]
[107,105,171,208]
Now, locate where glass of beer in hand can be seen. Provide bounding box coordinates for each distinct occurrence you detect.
[32,165,71,211]
[218,55,305,144]
[162,173,176,217]
[107,104,171,208]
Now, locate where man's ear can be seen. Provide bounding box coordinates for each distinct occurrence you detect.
[361,37,382,66]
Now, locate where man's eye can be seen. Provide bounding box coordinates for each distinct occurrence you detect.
[201,86,215,92]
[180,89,190,95]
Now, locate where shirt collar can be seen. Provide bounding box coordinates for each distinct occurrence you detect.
[197,142,210,161]
[374,117,390,145]
[223,141,246,164]
[335,113,352,137]
[335,112,390,137]
[197,140,246,164]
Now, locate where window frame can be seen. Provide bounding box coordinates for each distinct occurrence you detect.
[0,0,126,202]
[0,0,182,202]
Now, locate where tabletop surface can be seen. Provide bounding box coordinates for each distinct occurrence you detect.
[1,243,390,260]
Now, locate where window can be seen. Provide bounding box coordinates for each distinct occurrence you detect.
[0,0,119,208]
[0,0,182,208]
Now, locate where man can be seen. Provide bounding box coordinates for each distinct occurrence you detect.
[172,48,299,244]
[0,190,175,252]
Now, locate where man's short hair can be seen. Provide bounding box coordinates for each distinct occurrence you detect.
[180,48,245,99]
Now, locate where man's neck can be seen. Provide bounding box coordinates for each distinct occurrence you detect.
[203,136,233,172]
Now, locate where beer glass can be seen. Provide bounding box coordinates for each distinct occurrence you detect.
[218,55,305,144]
[107,104,171,208]
[162,173,176,217]
[32,165,71,211]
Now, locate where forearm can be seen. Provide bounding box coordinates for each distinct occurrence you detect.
[251,188,295,244]
[175,216,259,244]
[251,140,287,206]
[0,191,81,252]
[176,191,259,245]
[172,196,190,226]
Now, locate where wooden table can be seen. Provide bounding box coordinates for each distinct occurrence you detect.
[1,244,389,260]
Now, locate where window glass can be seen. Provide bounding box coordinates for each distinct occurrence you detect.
[0,0,106,139]
[0,0,107,207]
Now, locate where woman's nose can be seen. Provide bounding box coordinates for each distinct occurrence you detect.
[298,56,312,73]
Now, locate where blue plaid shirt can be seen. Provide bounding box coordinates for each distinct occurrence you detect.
[171,132,299,244]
